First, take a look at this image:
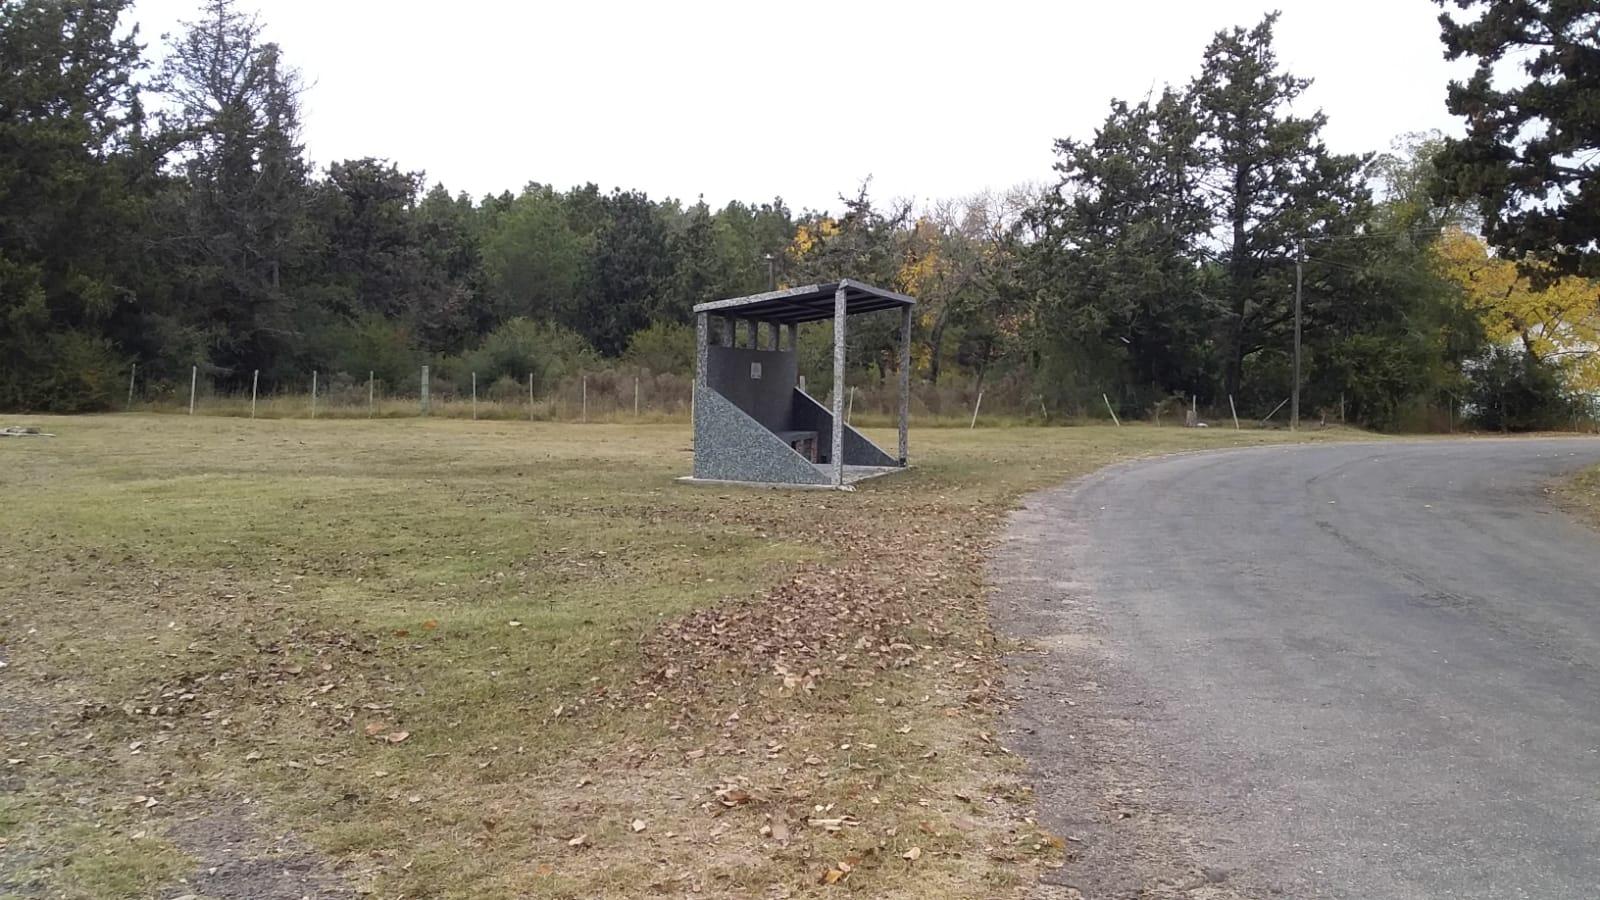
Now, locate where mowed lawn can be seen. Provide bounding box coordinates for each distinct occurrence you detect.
[0,415,1336,899]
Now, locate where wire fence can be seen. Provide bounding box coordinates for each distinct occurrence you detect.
[116,363,1552,432]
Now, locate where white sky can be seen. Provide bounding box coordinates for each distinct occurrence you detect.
[128,0,1472,212]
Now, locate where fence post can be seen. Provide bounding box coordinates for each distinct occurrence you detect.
[634,376,640,417]
[420,365,430,416]
[970,390,984,429]
[127,362,136,411]
[1229,394,1239,430]
[1102,393,1121,427]
[311,370,318,419]
[1260,396,1290,426]
[528,372,534,420]
[251,370,259,419]
[368,371,374,417]
[188,365,197,416]
[471,371,478,420]
[581,374,588,423]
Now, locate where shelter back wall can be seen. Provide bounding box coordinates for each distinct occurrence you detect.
[706,345,798,432]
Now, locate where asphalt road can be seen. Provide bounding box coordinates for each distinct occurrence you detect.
[994,438,1600,900]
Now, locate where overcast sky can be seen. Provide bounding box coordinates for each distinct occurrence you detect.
[128,0,1472,212]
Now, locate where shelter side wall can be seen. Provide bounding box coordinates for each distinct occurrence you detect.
[791,389,898,467]
[693,387,830,485]
[706,346,798,431]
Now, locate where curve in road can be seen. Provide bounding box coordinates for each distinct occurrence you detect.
[994,438,1600,900]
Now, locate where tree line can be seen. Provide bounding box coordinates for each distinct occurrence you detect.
[2,0,1595,430]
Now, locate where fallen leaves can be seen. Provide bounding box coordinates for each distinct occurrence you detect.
[363,721,409,743]
[713,784,752,807]
[818,857,859,885]
[806,814,860,833]
[760,816,791,844]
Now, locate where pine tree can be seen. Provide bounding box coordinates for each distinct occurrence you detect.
[1192,14,1369,400]
[1024,88,1212,401]
[1433,0,1600,277]
[0,0,150,409]
[155,0,312,380]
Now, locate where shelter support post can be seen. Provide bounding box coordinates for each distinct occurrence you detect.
[785,322,797,353]
[832,284,847,487]
[695,312,708,390]
[898,304,911,466]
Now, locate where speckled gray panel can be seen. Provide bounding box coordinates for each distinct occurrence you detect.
[693,388,831,485]
[791,389,898,467]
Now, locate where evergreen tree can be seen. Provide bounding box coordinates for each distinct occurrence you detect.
[1433,0,1600,277]
[479,185,584,328]
[1192,14,1370,401]
[583,189,672,355]
[666,197,720,320]
[411,184,484,351]
[312,158,425,319]
[0,0,150,409]
[1024,89,1212,406]
[155,0,312,381]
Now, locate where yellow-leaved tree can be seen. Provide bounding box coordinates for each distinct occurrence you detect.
[1434,229,1600,389]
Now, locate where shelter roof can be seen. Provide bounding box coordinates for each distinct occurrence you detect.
[692,279,915,324]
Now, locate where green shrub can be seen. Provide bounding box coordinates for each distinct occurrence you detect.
[0,330,128,412]
[1466,346,1588,431]
[622,321,695,376]
[455,318,596,393]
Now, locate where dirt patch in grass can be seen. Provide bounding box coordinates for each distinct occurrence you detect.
[159,806,356,900]
[0,415,1339,899]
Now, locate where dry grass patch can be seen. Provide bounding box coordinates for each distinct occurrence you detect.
[1558,464,1600,525]
[0,415,1346,899]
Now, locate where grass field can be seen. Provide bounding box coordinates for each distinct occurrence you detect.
[0,415,1345,899]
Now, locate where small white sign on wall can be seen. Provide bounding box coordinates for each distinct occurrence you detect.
[750,361,763,379]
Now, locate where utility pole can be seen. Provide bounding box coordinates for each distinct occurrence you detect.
[1291,239,1303,432]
